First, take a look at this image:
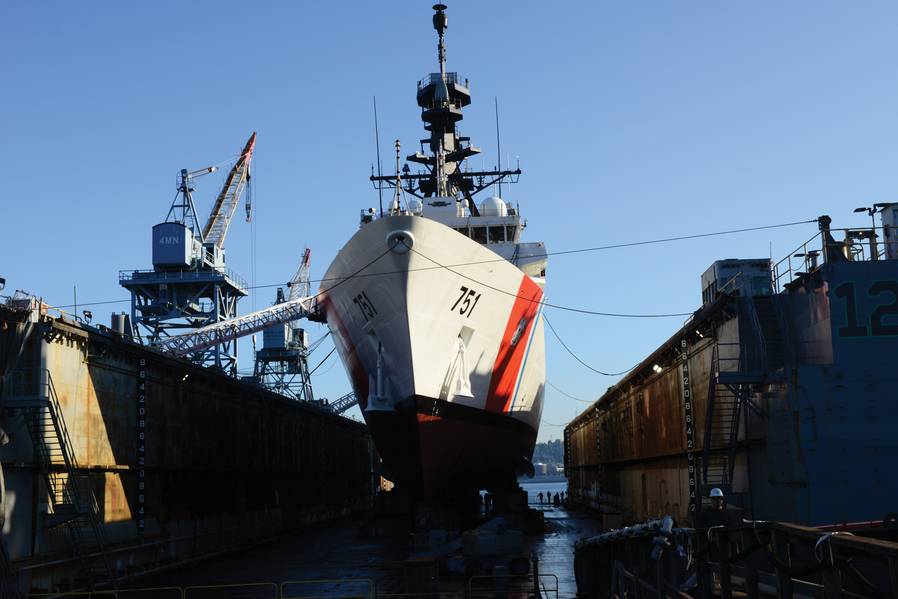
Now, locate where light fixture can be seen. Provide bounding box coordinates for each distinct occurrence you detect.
[82,310,93,324]
[652,364,663,374]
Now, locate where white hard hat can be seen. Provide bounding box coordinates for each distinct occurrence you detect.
[709,488,724,498]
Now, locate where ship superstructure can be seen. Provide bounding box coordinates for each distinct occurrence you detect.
[319,4,547,497]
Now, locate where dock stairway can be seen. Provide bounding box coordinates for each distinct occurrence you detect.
[752,295,785,370]
[701,290,785,503]
[700,374,740,495]
[5,370,113,588]
[701,343,768,504]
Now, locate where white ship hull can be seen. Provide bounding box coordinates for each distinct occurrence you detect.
[319,215,545,494]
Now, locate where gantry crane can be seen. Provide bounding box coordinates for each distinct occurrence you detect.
[149,248,359,415]
[120,133,256,375]
[252,249,318,400]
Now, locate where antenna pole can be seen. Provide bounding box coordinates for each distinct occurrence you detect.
[373,97,384,217]
[433,3,448,76]
[393,139,403,212]
[495,96,502,198]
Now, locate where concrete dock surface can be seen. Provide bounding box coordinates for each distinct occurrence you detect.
[122,504,601,598]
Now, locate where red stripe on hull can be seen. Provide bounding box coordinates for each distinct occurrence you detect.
[321,295,369,409]
[485,276,543,413]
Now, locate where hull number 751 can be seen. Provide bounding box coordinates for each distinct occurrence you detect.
[353,292,378,322]
[450,285,482,318]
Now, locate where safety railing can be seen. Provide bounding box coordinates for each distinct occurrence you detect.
[281,578,372,599]
[417,72,464,90]
[773,226,898,292]
[184,582,278,598]
[467,573,558,598]
[119,267,248,293]
[574,515,898,598]
[24,574,565,599]
[28,588,181,599]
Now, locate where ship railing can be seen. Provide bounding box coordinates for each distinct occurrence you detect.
[773,226,898,292]
[417,72,464,90]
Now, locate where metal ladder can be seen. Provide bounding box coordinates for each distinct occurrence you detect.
[6,371,113,588]
[701,363,742,493]
[751,295,786,370]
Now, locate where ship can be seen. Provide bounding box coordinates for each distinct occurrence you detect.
[318,4,547,498]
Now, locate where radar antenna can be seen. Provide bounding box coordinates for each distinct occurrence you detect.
[369,4,521,212]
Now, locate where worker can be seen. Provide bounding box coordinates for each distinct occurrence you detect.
[700,488,739,528]
[537,492,544,504]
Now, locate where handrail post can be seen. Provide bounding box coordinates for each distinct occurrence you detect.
[696,530,711,599]
[771,529,793,599]
[718,529,732,599]
[741,529,759,599]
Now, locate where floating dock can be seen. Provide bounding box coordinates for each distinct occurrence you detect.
[565,215,898,527]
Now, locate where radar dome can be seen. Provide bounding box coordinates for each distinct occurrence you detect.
[407,198,424,215]
[480,196,508,217]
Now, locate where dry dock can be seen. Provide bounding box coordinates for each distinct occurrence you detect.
[0,302,376,592]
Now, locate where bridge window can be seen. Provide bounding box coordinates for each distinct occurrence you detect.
[488,226,505,243]
[505,225,517,242]
[471,227,487,244]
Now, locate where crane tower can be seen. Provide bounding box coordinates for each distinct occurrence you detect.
[120,133,256,375]
[253,248,315,400]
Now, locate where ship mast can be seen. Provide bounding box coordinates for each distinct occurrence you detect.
[370,3,521,214]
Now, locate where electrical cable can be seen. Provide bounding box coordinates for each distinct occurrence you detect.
[310,355,339,377]
[308,347,337,376]
[544,315,641,375]
[45,218,814,312]
[546,380,595,404]
[409,245,693,318]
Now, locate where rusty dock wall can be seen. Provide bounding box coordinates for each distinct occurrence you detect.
[564,304,756,525]
[564,250,898,528]
[0,305,376,588]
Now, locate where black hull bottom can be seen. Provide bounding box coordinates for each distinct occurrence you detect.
[366,396,538,498]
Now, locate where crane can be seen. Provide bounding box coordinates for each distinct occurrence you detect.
[288,248,312,302]
[202,132,256,251]
[253,248,316,400]
[150,294,319,358]
[121,133,257,374]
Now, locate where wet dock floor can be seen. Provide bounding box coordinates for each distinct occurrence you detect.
[127,505,602,598]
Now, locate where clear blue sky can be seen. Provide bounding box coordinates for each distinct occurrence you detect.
[3,2,897,441]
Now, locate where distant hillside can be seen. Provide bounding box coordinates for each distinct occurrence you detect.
[532,439,563,465]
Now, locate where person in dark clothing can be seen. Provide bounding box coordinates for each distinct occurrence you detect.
[553,492,560,506]
[538,492,544,504]
[699,488,742,528]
